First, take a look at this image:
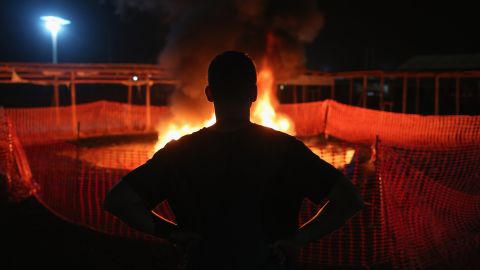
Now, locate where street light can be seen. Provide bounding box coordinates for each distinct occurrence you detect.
[41,16,71,64]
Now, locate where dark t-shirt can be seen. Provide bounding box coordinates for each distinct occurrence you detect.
[124,123,342,269]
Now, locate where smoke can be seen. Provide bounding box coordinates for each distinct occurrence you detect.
[110,0,324,122]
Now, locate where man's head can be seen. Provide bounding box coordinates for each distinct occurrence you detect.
[205,51,257,105]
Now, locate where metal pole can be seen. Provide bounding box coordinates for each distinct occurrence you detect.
[70,72,77,135]
[415,77,420,114]
[51,32,58,64]
[362,75,367,107]
[330,79,335,100]
[455,77,461,115]
[434,76,439,115]
[293,85,298,104]
[54,76,60,125]
[146,82,151,131]
[302,85,307,103]
[128,84,133,129]
[379,74,385,111]
[402,76,407,113]
[349,78,354,105]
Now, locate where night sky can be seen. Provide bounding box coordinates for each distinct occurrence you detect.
[0,0,478,71]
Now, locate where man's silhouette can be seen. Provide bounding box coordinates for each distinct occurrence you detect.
[104,51,364,270]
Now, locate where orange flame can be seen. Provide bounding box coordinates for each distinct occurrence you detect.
[154,114,216,151]
[251,64,295,135]
[154,60,294,152]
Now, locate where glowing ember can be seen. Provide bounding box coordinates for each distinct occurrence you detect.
[308,145,356,169]
[154,60,294,152]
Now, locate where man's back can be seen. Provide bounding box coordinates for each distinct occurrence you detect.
[105,51,363,270]
[125,123,338,269]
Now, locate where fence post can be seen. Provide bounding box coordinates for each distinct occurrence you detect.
[330,79,335,100]
[379,74,385,111]
[293,85,298,104]
[362,75,367,107]
[323,102,329,140]
[70,72,77,136]
[374,134,388,265]
[302,85,307,103]
[127,84,132,129]
[434,76,440,115]
[349,78,354,105]
[146,81,151,131]
[402,76,407,113]
[455,76,461,115]
[415,77,420,114]
[54,76,60,126]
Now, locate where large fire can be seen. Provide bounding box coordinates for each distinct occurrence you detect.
[251,64,295,135]
[153,114,216,151]
[153,61,294,152]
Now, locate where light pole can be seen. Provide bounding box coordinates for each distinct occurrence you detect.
[41,16,71,64]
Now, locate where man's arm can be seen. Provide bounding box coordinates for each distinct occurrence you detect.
[103,179,177,237]
[279,174,364,248]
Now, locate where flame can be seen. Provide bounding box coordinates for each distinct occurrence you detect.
[154,60,294,152]
[154,114,216,151]
[251,65,295,135]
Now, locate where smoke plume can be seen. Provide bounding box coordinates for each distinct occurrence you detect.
[111,0,324,123]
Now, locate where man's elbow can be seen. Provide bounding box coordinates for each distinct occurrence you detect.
[342,186,365,214]
[103,190,118,214]
[328,180,365,215]
[103,182,126,214]
[351,193,365,212]
[103,180,144,216]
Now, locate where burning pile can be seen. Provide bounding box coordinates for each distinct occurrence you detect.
[252,60,294,135]
[154,58,294,151]
[112,0,325,151]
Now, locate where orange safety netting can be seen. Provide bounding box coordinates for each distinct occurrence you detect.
[5,101,169,145]
[378,143,480,269]
[0,108,35,202]
[324,100,480,147]
[21,141,382,267]
[2,100,480,269]
[278,101,328,137]
[7,100,480,147]
[298,143,388,267]
[21,143,163,241]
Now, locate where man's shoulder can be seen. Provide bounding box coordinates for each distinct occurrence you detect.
[153,124,303,155]
[150,129,208,159]
[251,123,303,146]
[161,128,209,150]
[251,123,293,139]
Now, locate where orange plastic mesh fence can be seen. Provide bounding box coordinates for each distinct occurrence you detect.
[3,100,480,269]
[324,100,480,147]
[21,140,380,266]
[298,143,388,267]
[23,142,173,241]
[378,143,480,269]
[6,100,480,147]
[0,108,35,202]
[278,101,328,137]
[5,101,169,145]
[5,101,325,144]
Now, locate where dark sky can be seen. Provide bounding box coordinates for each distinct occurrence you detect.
[0,0,478,71]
